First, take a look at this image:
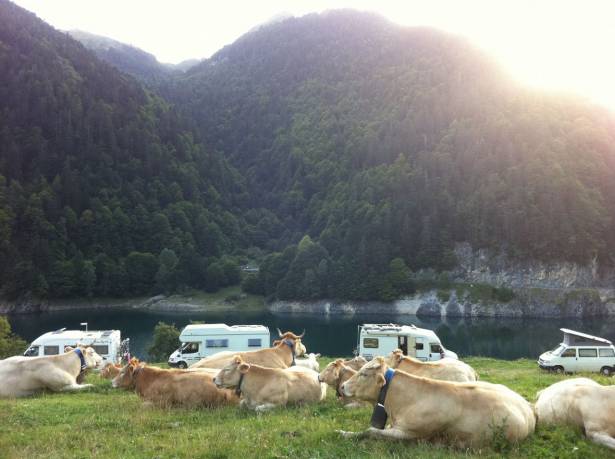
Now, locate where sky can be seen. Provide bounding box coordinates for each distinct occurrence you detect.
[12,0,615,110]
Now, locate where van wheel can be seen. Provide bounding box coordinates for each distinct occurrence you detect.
[553,366,564,374]
[600,366,612,376]
[177,362,187,369]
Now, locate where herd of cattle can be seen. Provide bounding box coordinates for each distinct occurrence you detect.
[1,329,615,451]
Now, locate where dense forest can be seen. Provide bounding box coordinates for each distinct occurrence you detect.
[2,3,615,304]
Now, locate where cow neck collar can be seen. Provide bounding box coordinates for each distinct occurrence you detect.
[370,368,395,430]
[235,373,245,396]
[283,339,296,366]
[74,348,87,372]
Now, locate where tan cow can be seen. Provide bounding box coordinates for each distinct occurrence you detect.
[535,378,615,449]
[112,363,238,408]
[0,346,102,397]
[338,357,535,447]
[318,359,365,408]
[386,349,478,382]
[214,355,326,412]
[343,356,368,371]
[192,330,307,369]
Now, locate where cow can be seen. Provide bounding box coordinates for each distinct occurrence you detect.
[386,349,478,382]
[111,363,237,408]
[343,356,368,371]
[337,357,535,447]
[295,353,321,372]
[535,378,615,449]
[318,359,365,408]
[0,346,103,398]
[191,329,307,369]
[213,355,327,412]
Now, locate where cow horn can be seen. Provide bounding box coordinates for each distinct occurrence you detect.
[276,328,283,338]
[298,329,305,338]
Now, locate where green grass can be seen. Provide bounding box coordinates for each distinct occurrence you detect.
[0,357,612,458]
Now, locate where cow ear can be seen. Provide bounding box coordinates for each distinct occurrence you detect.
[334,359,344,366]
[233,355,243,364]
[239,363,250,374]
[372,357,384,368]
[86,347,94,355]
[65,346,74,352]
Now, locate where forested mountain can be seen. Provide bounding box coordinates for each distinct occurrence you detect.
[0,0,247,300]
[168,10,615,301]
[68,30,196,82]
[2,3,615,304]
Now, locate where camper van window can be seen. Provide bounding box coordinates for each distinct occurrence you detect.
[561,348,576,357]
[206,339,229,348]
[44,345,60,355]
[24,346,39,356]
[430,344,442,353]
[182,342,199,353]
[599,348,615,358]
[415,343,424,351]
[551,344,565,355]
[248,339,261,347]
[579,348,598,358]
[92,345,109,356]
[363,338,379,348]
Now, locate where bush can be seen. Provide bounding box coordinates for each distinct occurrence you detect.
[0,316,28,359]
[147,322,180,361]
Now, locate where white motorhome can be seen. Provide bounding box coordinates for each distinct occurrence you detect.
[357,323,458,361]
[168,323,270,368]
[538,328,615,375]
[23,328,124,365]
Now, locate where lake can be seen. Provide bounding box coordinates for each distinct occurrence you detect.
[8,308,615,361]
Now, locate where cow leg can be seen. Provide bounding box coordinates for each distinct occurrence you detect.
[61,383,94,392]
[337,427,416,441]
[254,403,278,413]
[586,430,615,450]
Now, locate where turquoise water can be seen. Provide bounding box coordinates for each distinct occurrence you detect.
[8,308,615,361]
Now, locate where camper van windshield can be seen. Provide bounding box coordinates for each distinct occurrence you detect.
[551,344,565,356]
[24,346,39,356]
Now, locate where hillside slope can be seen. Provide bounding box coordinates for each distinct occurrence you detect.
[168,10,615,300]
[0,0,247,300]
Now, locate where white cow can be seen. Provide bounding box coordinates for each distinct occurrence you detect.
[295,353,321,372]
[0,346,102,397]
[535,378,615,449]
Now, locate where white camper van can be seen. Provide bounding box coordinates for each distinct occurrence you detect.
[168,324,270,368]
[538,328,615,375]
[23,328,124,365]
[357,323,458,361]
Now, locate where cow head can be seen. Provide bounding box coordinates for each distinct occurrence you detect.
[112,363,140,389]
[344,356,368,371]
[275,329,307,357]
[340,357,386,402]
[100,363,121,379]
[76,345,103,369]
[319,359,345,386]
[214,355,250,389]
[385,349,404,369]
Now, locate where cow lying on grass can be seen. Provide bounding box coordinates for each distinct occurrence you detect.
[337,357,535,448]
[386,349,478,382]
[535,378,615,450]
[112,363,238,408]
[319,359,365,408]
[192,330,307,369]
[214,355,326,412]
[0,346,102,397]
[295,353,321,372]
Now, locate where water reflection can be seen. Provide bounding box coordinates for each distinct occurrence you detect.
[8,308,615,361]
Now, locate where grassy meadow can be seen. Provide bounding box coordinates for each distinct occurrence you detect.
[0,357,612,459]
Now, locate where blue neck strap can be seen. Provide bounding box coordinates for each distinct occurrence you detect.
[384,368,395,385]
[283,339,296,366]
[74,348,87,371]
